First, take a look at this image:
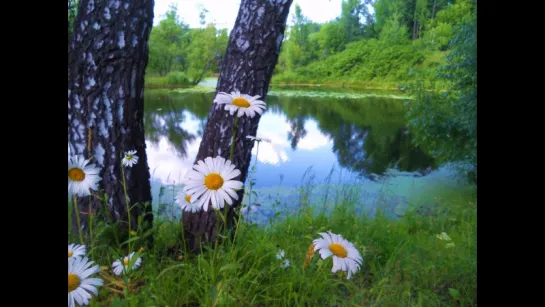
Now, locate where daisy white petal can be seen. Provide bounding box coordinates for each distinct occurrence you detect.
[223,188,239,201]
[69,257,103,307]
[227,105,237,115]
[199,191,212,212]
[221,168,241,181]
[194,161,209,175]
[312,231,363,280]
[182,156,243,211]
[223,180,243,190]
[210,190,219,209]
[213,92,233,104]
[213,91,267,118]
[68,243,86,259]
[218,189,233,206]
[216,191,225,209]
[112,252,142,276]
[175,192,201,213]
[68,154,102,197]
[122,150,139,167]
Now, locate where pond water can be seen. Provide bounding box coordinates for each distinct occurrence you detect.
[143,86,470,224]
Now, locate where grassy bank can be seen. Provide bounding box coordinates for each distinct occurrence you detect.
[144,75,407,92]
[272,36,450,92]
[145,72,194,89]
[270,79,403,91]
[69,182,476,306]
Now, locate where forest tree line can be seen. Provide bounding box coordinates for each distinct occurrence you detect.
[273,0,475,86]
[69,0,475,88]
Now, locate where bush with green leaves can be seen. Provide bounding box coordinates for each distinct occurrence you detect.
[405,14,476,179]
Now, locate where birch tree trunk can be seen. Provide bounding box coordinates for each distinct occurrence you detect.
[68,0,155,238]
[182,0,293,253]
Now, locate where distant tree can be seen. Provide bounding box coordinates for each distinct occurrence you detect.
[412,0,429,39]
[147,4,189,75]
[406,11,476,179]
[186,24,227,85]
[284,4,321,69]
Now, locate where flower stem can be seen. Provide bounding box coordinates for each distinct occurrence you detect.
[247,141,260,208]
[88,195,94,259]
[229,116,239,162]
[224,115,239,240]
[121,163,132,253]
[72,195,84,245]
[101,193,121,248]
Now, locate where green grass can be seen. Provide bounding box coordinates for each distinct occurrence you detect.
[69,182,476,306]
[270,77,403,91]
[145,71,193,88]
[271,43,450,92]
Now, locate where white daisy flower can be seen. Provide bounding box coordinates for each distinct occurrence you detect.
[112,252,142,276]
[280,259,290,269]
[276,249,285,260]
[68,155,102,197]
[175,193,201,213]
[182,156,243,212]
[435,232,452,241]
[68,243,86,259]
[122,150,139,167]
[68,256,103,307]
[313,232,363,280]
[436,232,455,248]
[246,135,272,143]
[214,91,267,118]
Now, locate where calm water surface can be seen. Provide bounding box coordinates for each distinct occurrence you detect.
[143,87,467,223]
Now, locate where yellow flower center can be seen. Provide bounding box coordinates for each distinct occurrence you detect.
[328,243,348,258]
[68,273,80,292]
[232,97,250,108]
[68,168,85,182]
[185,195,191,203]
[126,154,133,161]
[124,258,130,266]
[204,173,224,190]
[68,251,73,258]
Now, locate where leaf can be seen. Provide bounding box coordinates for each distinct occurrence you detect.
[219,263,243,272]
[210,284,217,301]
[199,257,213,276]
[128,251,143,270]
[109,299,125,307]
[121,236,140,247]
[157,263,187,279]
[448,288,460,300]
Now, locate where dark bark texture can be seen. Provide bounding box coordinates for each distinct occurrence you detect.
[182,0,293,253]
[68,0,155,236]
